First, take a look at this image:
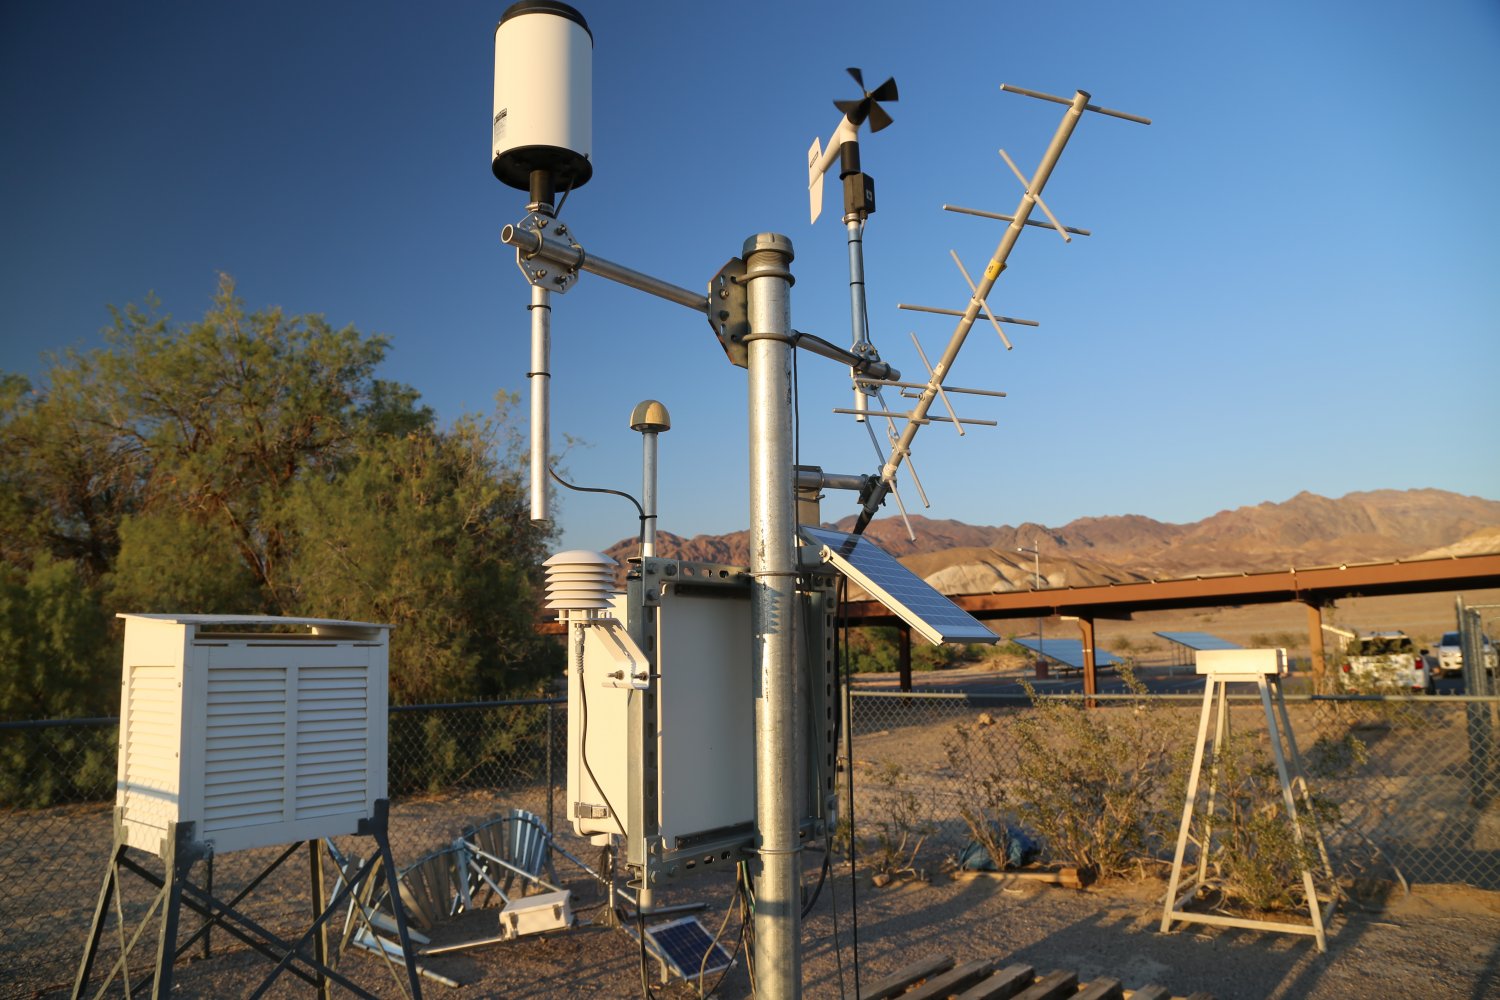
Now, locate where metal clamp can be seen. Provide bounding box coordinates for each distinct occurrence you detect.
[513,211,584,293]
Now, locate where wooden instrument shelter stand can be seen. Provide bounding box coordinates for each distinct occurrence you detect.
[1161,648,1339,951]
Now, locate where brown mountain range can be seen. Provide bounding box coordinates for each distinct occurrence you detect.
[604,489,1500,596]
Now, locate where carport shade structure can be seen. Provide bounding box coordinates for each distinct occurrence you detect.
[838,553,1500,687]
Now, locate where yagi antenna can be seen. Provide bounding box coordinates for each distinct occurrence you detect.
[850,84,1150,534]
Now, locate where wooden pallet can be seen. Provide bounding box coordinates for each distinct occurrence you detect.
[951,866,1094,890]
[858,954,1213,1000]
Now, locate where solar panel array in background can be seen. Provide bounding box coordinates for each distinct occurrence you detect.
[1011,636,1123,669]
[645,916,733,979]
[1154,631,1244,652]
[799,526,998,645]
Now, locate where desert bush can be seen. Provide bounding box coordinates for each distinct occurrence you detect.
[860,761,935,878]
[944,719,1016,870]
[1191,729,1359,911]
[843,627,986,674]
[945,673,1186,879]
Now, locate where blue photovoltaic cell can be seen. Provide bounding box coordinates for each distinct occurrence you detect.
[800,526,998,645]
[645,917,733,979]
[1154,631,1243,652]
[1011,637,1122,669]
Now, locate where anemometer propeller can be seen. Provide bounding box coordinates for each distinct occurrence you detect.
[807,68,898,225]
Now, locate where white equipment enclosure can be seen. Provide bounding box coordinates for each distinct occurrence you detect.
[492,0,593,193]
[564,557,839,891]
[115,613,391,857]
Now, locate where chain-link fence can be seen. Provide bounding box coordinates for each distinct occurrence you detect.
[5,691,1500,995]
[0,699,565,997]
[845,689,1500,889]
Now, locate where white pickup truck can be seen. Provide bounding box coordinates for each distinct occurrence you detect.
[1435,630,1498,677]
[1339,630,1433,694]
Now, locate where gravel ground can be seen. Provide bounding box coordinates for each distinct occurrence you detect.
[32,861,1500,999]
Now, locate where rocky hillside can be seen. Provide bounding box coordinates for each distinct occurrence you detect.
[603,489,1500,595]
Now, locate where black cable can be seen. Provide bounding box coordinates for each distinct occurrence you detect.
[553,173,577,218]
[575,641,623,847]
[700,915,745,1000]
[573,629,653,999]
[840,576,863,998]
[800,850,831,919]
[829,847,847,1000]
[548,465,645,522]
[636,904,658,1000]
[793,340,801,471]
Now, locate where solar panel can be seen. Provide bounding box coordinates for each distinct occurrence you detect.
[800,526,998,646]
[643,916,734,981]
[1011,637,1122,669]
[1154,631,1243,652]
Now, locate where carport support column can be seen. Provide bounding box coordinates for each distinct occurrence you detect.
[744,232,801,1000]
[1078,616,1098,705]
[898,624,913,692]
[1304,602,1327,687]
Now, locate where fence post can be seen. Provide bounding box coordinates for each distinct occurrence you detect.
[1462,608,1495,807]
[546,702,556,838]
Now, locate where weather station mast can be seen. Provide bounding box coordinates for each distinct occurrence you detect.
[490,4,1147,998]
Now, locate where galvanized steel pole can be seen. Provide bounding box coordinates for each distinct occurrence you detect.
[529,283,552,523]
[847,217,871,421]
[743,232,802,1000]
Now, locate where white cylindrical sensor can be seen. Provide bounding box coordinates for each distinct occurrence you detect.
[492,0,593,193]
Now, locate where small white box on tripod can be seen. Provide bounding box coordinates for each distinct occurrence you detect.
[1195,647,1287,676]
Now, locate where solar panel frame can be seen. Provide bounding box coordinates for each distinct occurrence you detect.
[643,916,734,980]
[798,526,999,645]
[1011,636,1122,669]
[1154,631,1244,652]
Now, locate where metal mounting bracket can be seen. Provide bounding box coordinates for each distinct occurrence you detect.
[513,211,584,293]
[707,256,749,368]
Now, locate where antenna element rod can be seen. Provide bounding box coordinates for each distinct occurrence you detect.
[943,203,1092,237]
[898,303,1040,326]
[1000,83,1153,125]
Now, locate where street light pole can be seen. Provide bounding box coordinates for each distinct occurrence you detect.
[1019,540,1043,677]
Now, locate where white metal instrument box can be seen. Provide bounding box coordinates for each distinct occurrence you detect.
[115,613,391,857]
[1195,647,1288,677]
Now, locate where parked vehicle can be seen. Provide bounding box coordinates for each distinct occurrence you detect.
[1435,631,1498,677]
[1341,630,1433,694]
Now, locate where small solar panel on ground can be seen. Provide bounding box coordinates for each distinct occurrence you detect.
[1011,637,1121,669]
[644,916,733,980]
[800,526,998,645]
[1154,631,1243,651]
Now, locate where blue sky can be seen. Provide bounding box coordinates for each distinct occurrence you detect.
[4,1,1497,555]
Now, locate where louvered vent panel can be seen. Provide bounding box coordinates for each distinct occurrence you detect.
[203,666,286,832]
[122,664,180,834]
[295,665,368,819]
